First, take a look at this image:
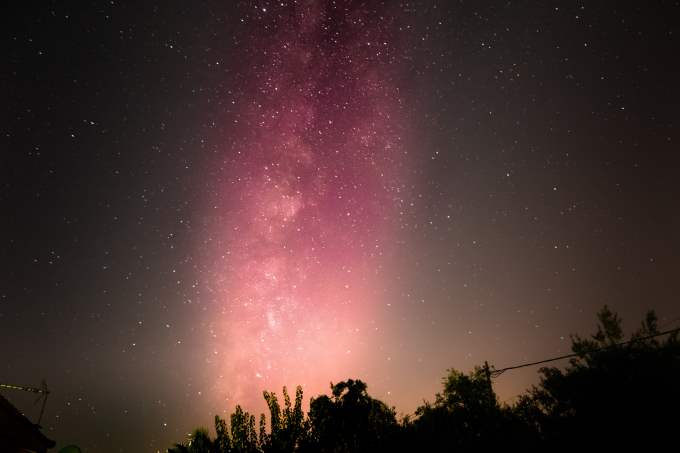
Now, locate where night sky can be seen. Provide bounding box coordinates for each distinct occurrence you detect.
[2,1,679,451]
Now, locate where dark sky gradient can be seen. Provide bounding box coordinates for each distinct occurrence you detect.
[2,1,679,452]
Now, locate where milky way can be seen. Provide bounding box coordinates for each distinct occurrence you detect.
[8,2,680,451]
[201,1,409,405]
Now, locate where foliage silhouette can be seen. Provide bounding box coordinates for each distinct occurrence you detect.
[168,306,679,452]
[520,306,680,450]
[262,386,306,452]
[303,379,399,453]
[168,428,214,453]
[405,365,535,452]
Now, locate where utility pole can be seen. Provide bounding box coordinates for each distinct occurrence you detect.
[483,361,494,405]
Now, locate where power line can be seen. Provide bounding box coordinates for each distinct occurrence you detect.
[490,326,680,379]
[659,315,680,330]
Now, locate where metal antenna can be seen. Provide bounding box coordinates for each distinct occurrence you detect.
[0,380,50,425]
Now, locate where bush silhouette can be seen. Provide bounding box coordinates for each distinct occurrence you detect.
[168,306,679,452]
[520,306,680,450]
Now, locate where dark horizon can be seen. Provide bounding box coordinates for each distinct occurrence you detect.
[163,307,679,452]
[2,1,679,451]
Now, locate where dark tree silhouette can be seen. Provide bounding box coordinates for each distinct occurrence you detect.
[520,306,680,449]
[262,386,306,452]
[303,379,399,453]
[167,306,679,453]
[229,405,260,453]
[170,388,307,453]
[168,427,214,453]
[215,415,232,453]
[406,365,533,452]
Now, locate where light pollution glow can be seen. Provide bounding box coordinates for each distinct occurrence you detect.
[200,1,411,408]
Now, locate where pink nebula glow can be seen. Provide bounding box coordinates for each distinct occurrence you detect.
[200,1,409,407]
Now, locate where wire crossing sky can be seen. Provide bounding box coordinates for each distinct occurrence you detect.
[2,1,679,452]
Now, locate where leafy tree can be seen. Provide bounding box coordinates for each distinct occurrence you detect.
[191,428,215,453]
[167,307,679,452]
[168,444,189,453]
[215,415,232,453]
[230,405,260,453]
[262,386,306,452]
[408,365,523,452]
[524,306,680,449]
[304,379,399,453]
[168,428,215,453]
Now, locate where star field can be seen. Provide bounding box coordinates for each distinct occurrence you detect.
[198,1,410,407]
[2,1,679,452]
